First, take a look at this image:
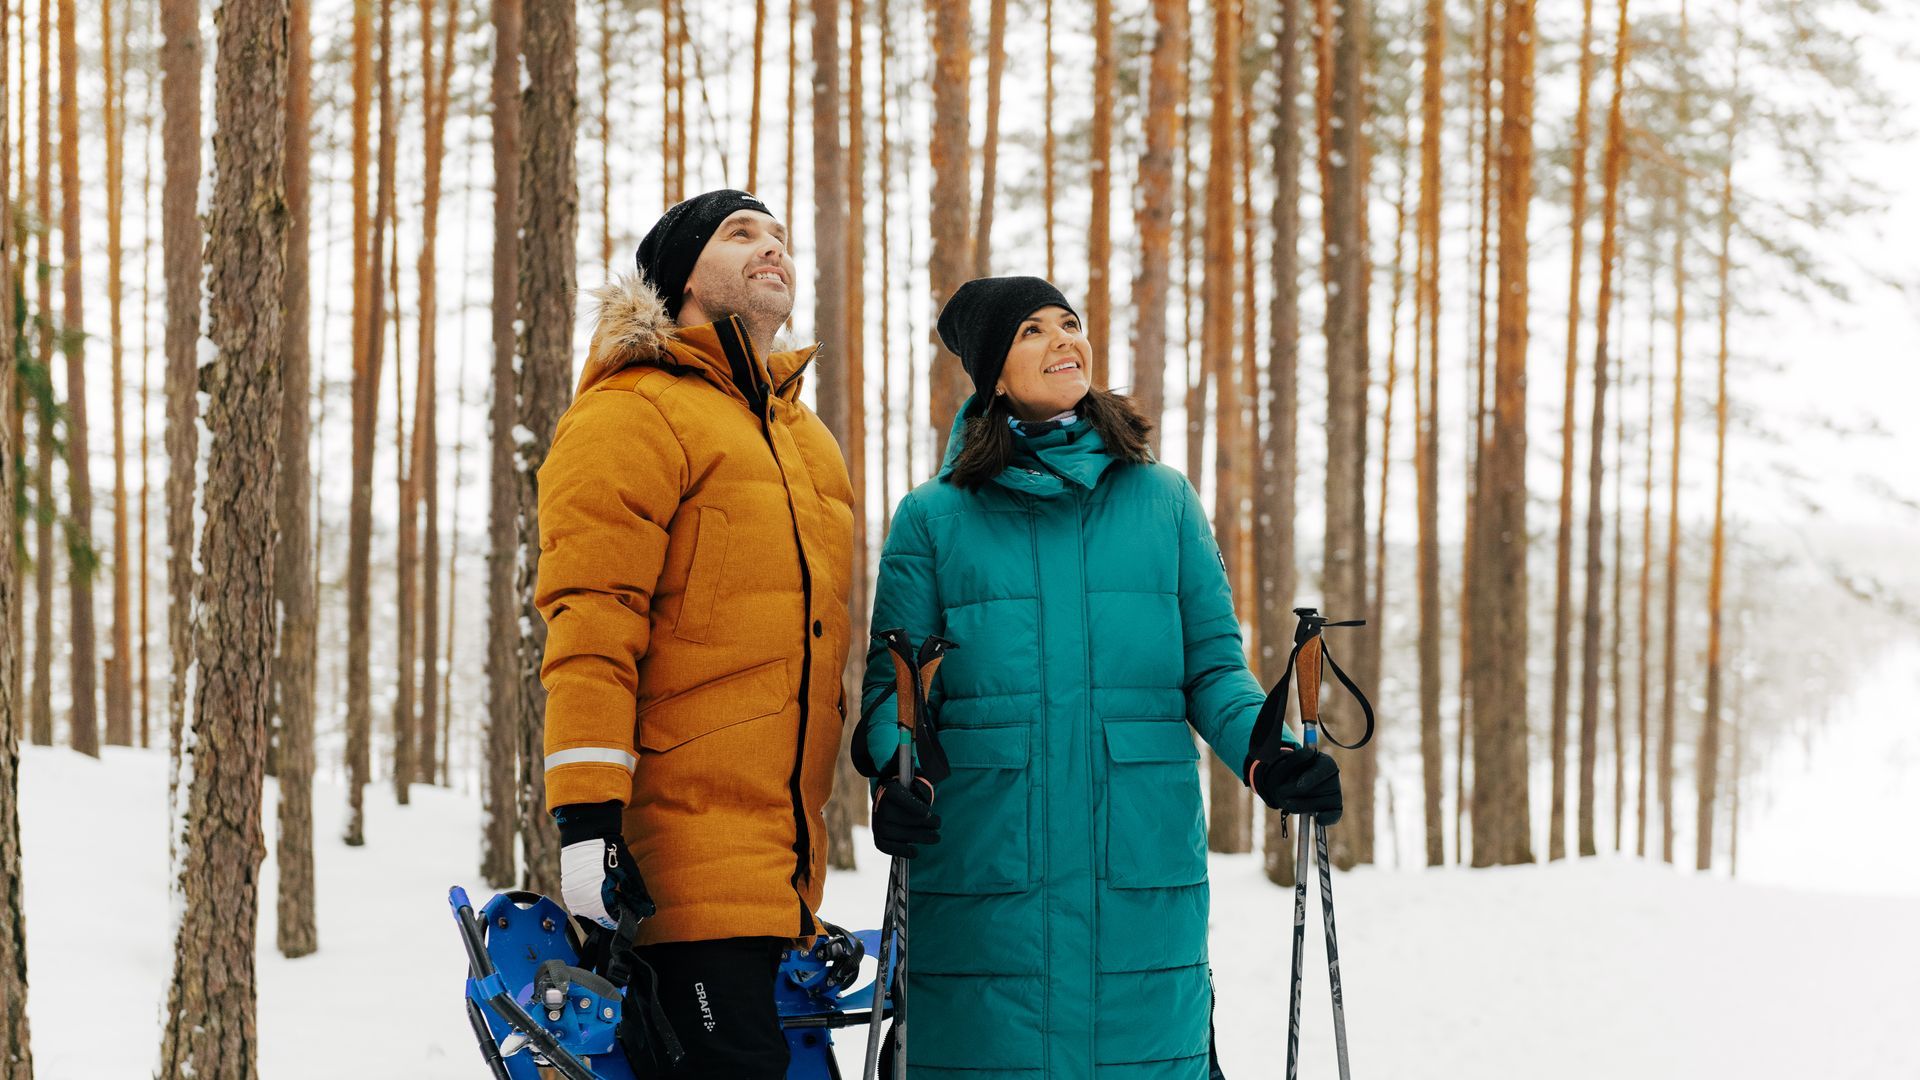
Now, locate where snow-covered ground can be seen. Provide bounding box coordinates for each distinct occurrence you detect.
[23,743,1919,1079]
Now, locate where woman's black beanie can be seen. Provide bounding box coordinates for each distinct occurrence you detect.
[936,276,1079,415]
[635,189,774,319]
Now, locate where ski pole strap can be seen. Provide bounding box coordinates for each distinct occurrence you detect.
[1247,629,1376,763]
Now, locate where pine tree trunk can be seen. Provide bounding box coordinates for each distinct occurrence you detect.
[1657,2,1692,867]
[1043,0,1055,280]
[1414,0,1445,869]
[375,0,414,813]
[57,0,99,758]
[1636,214,1656,857]
[784,0,796,214]
[515,0,576,899]
[1203,0,1247,857]
[1086,0,1113,380]
[273,0,317,959]
[974,0,1005,277]
[1580,0,1629,859]
[482,0,522,888]
[1260,0,1303,889]
[812,0,853,870]
[160,0,198,802]
[925,0,970,452]
[1548,0,1597,863]
[1696,21,1740,872]
[1368,109,1411,866]
[1130,0,1184,447]
[416,0,454,785]
[845,0,870,834]
[878,0,893,528]
[0,11,38,1064]
[140,18,155,751]
[1610,231,1628,854]
[102,0,133,748]
[1470,0,1534,868]
[1319,0,1373,869]
[748,0,765,190]
[344,0,378,848]
[1458,0,1497,864]
[156,0,287,1071]
[29,0,52,753]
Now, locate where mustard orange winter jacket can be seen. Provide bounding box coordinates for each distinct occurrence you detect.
[534,274,854,944]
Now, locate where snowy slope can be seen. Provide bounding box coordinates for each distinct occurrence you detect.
[22,745,1920,1079]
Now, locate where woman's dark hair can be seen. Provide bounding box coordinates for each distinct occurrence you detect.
[945,387,1155,491]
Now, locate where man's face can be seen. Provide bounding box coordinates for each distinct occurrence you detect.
[680,209,797,329]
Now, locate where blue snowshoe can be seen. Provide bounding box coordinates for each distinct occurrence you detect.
[450,887,893,1079]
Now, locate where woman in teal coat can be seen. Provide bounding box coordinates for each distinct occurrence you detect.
[855,277,1344,1079]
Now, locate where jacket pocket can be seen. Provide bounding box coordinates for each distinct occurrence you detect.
[912,726,1032,896]
[636,657,789,752]
[674,506,730,643]
[1104,719,1207,889]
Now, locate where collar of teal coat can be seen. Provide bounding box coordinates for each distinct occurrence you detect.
[937,394,1119,498]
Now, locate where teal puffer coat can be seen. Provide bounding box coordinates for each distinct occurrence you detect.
[857,403,1290,1079]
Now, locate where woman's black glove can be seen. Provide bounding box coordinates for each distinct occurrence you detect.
[1246,746,1344,825]
[871,777,941,858]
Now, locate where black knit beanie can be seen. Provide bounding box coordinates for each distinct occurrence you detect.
[936,276,1080,416]
[635,189,775,319]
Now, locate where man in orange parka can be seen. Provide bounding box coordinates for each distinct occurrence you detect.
[534,190,882,1078]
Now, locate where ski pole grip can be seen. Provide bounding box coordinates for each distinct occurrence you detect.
[1296,636,1324,725]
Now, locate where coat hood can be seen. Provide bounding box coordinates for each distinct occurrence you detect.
[575,273,819,403]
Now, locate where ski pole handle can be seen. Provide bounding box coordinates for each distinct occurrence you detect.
[1296,634,1324,733]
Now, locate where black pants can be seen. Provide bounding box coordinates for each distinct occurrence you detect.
[632,936,791,1080]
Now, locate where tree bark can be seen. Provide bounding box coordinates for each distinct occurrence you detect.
[375,0,412,813]
[156,0,287,1071]
[1580,0,1630,859]
[1697,17,1740,872]
[56,0,98,758]
[1130,0,1185,447]
[1660,112,1687,867]
[28,0,50,752]
[1318,0,1372,869]
[1470,0,1534,868]
[974,0,1005,278]
[515,0,576,899]
[1043,0,1054,280]
[482,0,522,888]
[1202,0,1247,857]
[1086,0,1113,380]
[160,0,199,810]
[1636,206,1656,857]
[1548,0,1598,863]
[925,0,970,453]
[103,0,133,748]
[416,0,455,785]
[748,0,765,190]
[273,0,317,959]
[1259,0,1303,889]
[343,0,377,848]
[811,0,853,870]
[0,6,38,1063]
[1458,0,1497,864]
[1414,0,1445,868]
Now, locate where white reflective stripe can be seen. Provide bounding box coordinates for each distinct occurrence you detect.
[544,746,639,772]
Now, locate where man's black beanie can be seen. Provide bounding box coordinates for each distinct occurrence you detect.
[936,276,1079,415]
[635,189,774,319]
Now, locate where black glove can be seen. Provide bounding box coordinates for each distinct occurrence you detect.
[1246,745,1344,825]
[871,777,941,859]
[555,800,656,928]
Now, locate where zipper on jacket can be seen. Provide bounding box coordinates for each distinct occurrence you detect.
[718,317,817,932]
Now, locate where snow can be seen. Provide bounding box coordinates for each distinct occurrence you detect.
[21,745,1920,1079]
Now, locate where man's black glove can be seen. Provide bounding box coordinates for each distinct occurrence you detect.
[871,777,940,859]
[555,800,656,929]
[1246,745,1344,825]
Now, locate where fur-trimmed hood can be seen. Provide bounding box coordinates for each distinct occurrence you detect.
[574,273,818,401]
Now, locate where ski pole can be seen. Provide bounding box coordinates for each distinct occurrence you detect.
[866,629,955,1080]
[1272,607,1371,1080]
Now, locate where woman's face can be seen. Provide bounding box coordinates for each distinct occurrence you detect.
[995,306,1093,421]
